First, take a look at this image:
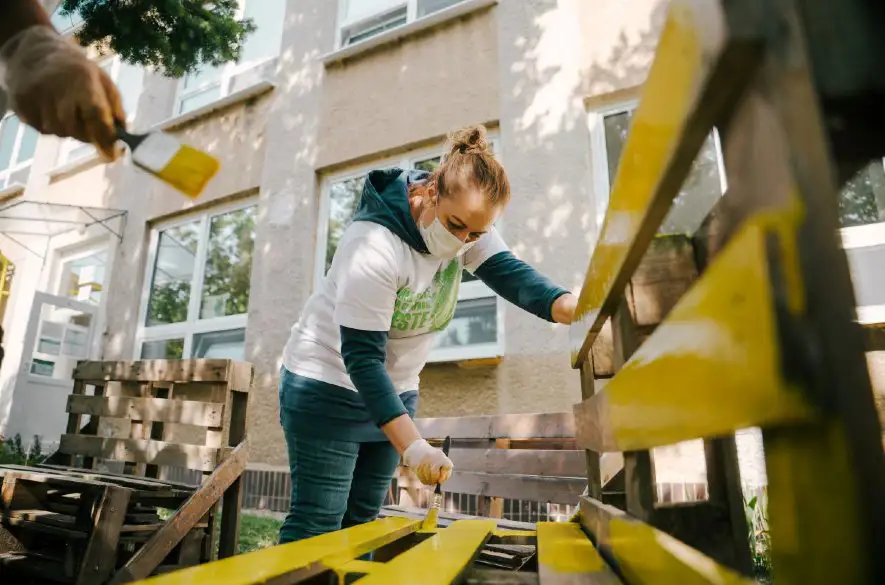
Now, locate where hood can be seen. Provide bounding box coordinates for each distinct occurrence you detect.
[352,167,430,254]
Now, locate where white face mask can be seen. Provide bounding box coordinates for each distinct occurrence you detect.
[419,206,477,260]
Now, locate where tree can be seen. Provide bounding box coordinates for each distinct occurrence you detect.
[54,0,257,77]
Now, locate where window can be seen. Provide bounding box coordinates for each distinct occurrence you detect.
[0,114,39,189]
[338,0,468,47]
[175,0,285,115]
[839,159,885,229]
[58,57,144,165]
[137,203,257,360]
[0,253,14,324]
[588,103,727,237]
[317,143,503,362]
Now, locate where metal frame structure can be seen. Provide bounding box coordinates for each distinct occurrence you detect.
[129,0,885,582]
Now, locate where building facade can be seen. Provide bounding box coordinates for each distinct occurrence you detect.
[1,0,883,511]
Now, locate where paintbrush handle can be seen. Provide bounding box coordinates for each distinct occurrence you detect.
[115,122,146,149]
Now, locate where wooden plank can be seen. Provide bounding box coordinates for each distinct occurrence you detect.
[32,464,197,491]
[578,496,754,585]
[219,391,248,559]
[445,449,587,477]
[415,413,575,440]
[536,522,621,584]
[398,470,585,505]
[109,442,248,584]
[379,505,537,532]
[73,360,251,385]
[573,215,820,453]
[108,517,420,585]
[627,235,699,327]
[357,520,494,585]
[66,395,225,427]
[57,435,223,473]
[75,485,132,585]
[569,0,765,366]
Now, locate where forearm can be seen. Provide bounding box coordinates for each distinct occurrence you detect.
[380,413,422,454]
[0,0,53,47]
[474,251,569,322]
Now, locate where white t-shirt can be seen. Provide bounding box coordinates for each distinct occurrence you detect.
[282,220,507,392]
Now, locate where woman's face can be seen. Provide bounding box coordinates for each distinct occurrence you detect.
[421,182,504,243]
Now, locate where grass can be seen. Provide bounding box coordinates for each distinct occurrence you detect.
[238,513,284,553]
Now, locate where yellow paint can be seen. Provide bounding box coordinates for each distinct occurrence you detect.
[536,522,605,574]
[765,421,867,583]
[570,0,725,366]
[329,559,380,582]
[421,505,440,530]
[355,520,495,584]
[132,517,420,585]
[492,528,536,539]
[607,516,755,585]
[575,211,819,452]
[157,144,220,199]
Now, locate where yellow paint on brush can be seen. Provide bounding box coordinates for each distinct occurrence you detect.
[130,517,419,585]
[421,506,440,530]
[155,144,220,199]
[536,522,605,574]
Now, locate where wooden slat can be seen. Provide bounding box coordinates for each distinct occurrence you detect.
[569,0,765,366]
[578,496,754,585]
[573,214,819,453]
[73,360,252,385]
[536,522,621,584]
[416,413,575,440]
[398,470,585,505]
[219,391,248,559]
[627,235,699,327]
[76,485,132,585]
[57,435,222,473]
[66,395,224,427]
[110,517,421,585]
[109,442,248,584]
[446,449,587,477]
[357,520,494,585]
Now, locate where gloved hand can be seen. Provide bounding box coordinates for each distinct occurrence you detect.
[0,25,125,161]
[402,438,453,486]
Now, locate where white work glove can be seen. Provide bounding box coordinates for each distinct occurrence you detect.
[402,439,453,486]
[0,26,126,161]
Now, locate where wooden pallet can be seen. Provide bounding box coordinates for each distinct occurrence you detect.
[0,359,252,585]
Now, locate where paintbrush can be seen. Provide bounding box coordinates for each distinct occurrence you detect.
[116,124,220,199]
[421,435,451,530]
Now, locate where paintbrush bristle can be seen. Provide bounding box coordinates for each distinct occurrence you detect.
[154,144,220,199]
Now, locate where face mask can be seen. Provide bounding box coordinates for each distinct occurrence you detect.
[419,206,477,260]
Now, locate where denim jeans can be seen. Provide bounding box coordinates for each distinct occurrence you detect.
[278,406,401,544]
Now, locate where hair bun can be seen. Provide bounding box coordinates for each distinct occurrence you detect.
[448,125,490,156]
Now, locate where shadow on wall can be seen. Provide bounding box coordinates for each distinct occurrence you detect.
[417,0,668,417]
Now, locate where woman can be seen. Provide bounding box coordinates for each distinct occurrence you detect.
[279,125,577,543]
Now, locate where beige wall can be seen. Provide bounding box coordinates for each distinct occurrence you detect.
[316,7,499,169]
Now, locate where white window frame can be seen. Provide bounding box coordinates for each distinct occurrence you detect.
[0,113,38,189]
[316,139,505,362]
[57,55,144,165]
[173,0,283,116]
[838,156,885,324]
[587,100,728,237]
[335,0,468,48]
[134,199,257,359]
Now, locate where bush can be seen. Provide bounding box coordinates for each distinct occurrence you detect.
[0,434,47,465]
[745,489,772,583]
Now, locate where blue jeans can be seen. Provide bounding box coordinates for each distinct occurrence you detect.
[278,406,401,544]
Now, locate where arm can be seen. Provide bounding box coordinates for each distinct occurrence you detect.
[473,250,575,323]
[0,0,52,46]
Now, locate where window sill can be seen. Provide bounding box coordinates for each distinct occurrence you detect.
[426,342,503,365]
[858,305,885,326]
[47,152,101,181]
[322,0,498,66]
[0,182,26,200]
[154,79,276,132]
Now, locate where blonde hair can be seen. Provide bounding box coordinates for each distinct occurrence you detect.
[434,125,510,205]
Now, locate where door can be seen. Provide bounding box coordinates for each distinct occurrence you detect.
[6,292,97,450]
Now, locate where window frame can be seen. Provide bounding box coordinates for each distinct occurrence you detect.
[315,139,506,363]
[0,113,39,189]
[134,198,257,359]
[587,100,728,239]
[334,0,467,49]
[173,0,283,116]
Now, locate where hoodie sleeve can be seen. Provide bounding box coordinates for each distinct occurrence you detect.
[339,326,407,426]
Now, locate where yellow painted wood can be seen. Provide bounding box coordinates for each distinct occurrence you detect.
[765,421,867,583]
[579,497,754,585]
[356,520,495,584]
[492,528,536,539]
[131,517,420,585]
[573,211,818,452]
[536,522,620,583]
[570,0,727,366]
[329,559,381,581]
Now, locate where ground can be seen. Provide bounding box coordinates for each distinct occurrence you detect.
[237,512,284,553]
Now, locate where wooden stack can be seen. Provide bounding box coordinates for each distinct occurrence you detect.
[0,358,251,585]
